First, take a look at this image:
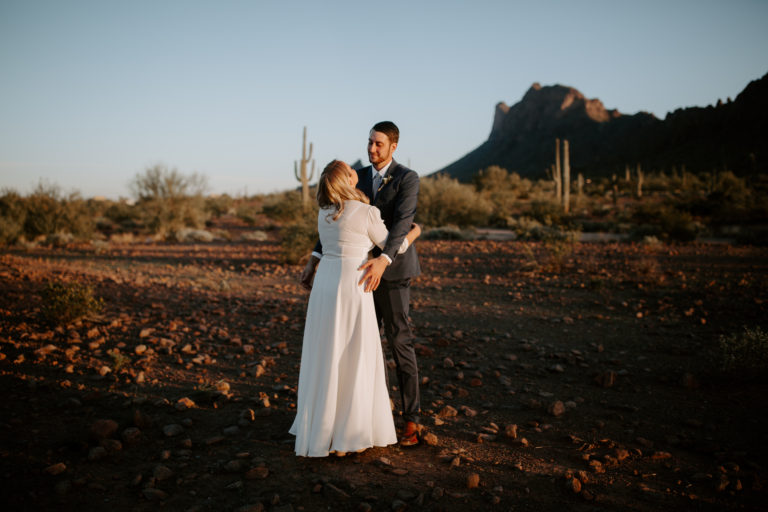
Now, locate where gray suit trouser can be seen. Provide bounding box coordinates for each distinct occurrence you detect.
[373,277,420,424]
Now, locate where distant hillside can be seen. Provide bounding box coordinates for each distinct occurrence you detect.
[435,72,768,181]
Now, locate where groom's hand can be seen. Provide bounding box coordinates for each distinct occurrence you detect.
[358,255,389,292]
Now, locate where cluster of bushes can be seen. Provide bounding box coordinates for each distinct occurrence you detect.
[3,163,766,251]
[1,183,96,244]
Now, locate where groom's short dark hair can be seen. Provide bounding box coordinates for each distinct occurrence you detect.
[372,121,399,144]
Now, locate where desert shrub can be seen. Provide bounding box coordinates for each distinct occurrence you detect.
[58,192,95,237]
[473,166,528,225]
[418,174,492,227]
[103,200,141,232]
[23,181,63,237]
[40,280,104,326]
[735,227,768,247]
[525,200,567,226]
[233,196,267,226]
[630,202,701,242]
[262,190,309,223]
[719,326,768,378]
[205,194,234,218]
[130,165,209,236]
[0,189,26,244]
[279,217,318,265]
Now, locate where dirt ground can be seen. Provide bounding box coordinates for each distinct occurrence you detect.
[1,225,767,511]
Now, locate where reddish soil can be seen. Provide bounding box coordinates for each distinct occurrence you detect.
[1,232,767,511]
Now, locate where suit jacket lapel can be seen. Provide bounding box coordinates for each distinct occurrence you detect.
[357,166,374,202]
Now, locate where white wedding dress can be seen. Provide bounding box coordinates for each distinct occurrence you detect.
[290,200,405,457]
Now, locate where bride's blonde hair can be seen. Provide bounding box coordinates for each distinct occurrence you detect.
[317,160,369,221]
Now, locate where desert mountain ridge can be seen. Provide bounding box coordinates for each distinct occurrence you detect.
[434,72,768,181]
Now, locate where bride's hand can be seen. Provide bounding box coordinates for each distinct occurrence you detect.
[300,256,320,290]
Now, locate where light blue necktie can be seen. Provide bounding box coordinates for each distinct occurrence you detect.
[372,172,382,200]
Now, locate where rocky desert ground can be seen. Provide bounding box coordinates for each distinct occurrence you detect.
[1,225,767,511]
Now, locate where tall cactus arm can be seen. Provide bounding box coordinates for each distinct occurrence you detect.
[308,159,315,181]
[294,161,300,181]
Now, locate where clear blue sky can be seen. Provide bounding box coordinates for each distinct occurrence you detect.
[2,0,767,198]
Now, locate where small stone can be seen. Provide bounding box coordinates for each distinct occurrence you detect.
[88,446,107,461]
[175,397,196,410]
[615,448,630,462]
[548,401,566,417]
[133,409,151,427]
[391,468,408,476]
[223,425,240,436]
[423,432,438,446]
[225,460,244,472]
[450,456,461,468]
[391,499,407,511]
[90,419,119,440]
[216,380,231,393]
[251,364,266,378]
[589,460,605,474]
[98,366,111,376]
[245,467,269,479]
[100,439,122,453]
[142,488,168,501]
[467,473,480,489]
[162,424,184,437]
[135,344,147,355]
[567,477,582,493]
[122,427,142,445]
[443,357,454,369]
[650,451,671,460]
[437,405,458,418]
[205,435,226,445]
[504,424,518,439]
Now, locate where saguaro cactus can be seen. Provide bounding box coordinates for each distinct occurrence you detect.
[577,172,584,204]
[562,139,570,213]
[554,138,562,202]
[636,163,644,199]
[294,126,315,209]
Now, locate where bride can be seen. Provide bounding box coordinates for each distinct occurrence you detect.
[289,160,422,457]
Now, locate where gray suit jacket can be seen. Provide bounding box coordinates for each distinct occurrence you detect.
[314,159,421,281]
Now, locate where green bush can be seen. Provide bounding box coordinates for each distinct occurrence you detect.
[0,189,26,244]
[719,326,768,378]
[279,217,318,265]
[630,202,701,242]
[130,165,210,237]
[40,280,104,326]
[23,182,63,237]
[262,190,309,223]
[418,174,492,227]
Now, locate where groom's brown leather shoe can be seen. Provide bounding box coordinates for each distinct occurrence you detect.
[399,421,420,447]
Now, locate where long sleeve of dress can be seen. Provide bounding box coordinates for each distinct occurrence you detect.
[367,206,410,254]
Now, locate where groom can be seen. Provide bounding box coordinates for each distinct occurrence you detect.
[301,121,422,446]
